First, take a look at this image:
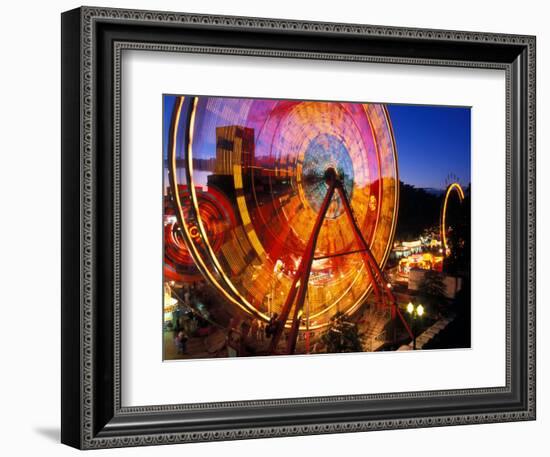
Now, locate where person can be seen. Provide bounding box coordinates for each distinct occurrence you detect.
[265,313,279,338]
[174,330,187,354]
[239,320,252,355]
[240,320,251,339]
[173,305,182,336]
[250,319,259,341]
[257,321,265,342]
[228,316,239,333]
[183,286,191,306]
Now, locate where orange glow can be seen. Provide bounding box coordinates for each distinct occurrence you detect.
[170,97,399,329]
[398,252,444,275]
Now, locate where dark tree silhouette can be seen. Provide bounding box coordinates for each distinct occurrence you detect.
[395,182,441,241]
[320,312,364,353]
[418,270,448,316]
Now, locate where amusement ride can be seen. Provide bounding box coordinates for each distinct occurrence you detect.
[166,95,415,354]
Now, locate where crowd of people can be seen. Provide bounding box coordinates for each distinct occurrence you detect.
[166,282,216,354]
[167,282,324,357]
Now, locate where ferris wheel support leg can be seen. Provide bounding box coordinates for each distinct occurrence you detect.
[269,182,337,355]
[336,186,387,296]
[333,187,385,310]
[335,186,413,342]
[267,274,299,354]
[394,305,414,340]
[365,261,384,310]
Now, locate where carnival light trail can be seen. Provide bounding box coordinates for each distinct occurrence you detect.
[167,95,410,355]
[440,182,465,255]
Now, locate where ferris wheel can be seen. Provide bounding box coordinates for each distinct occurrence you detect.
[167,95,413,354]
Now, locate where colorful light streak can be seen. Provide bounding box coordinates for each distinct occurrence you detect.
[168,96,399,329]
[440,182,465,254]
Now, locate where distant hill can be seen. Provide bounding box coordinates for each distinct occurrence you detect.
[421,187,445,197]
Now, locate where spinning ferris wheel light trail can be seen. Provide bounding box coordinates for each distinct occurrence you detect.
[440,182,465,256]
[168,94,408,355]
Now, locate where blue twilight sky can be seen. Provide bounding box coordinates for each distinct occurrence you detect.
[163,97,471,190]
[387,104,471,189]
[163,95,176,159]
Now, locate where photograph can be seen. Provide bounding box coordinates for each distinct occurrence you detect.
[162,95,471,360]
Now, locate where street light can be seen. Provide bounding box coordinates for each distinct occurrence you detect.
[406,302,425,350]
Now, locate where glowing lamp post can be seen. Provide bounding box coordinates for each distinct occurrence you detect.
[406,302,425,350]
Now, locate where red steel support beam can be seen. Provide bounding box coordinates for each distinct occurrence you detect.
[269,169,413,355]
[336,185,413,340]
[268,179,337,354]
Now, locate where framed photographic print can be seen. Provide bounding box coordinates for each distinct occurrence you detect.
[61,6,536,449]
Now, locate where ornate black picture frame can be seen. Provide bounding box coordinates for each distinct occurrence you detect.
[61,6,536,449]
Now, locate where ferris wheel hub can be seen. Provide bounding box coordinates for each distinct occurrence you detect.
[323,167,339,185]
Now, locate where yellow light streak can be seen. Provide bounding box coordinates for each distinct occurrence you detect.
[440,182,465,254]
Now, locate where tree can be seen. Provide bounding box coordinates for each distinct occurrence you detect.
[395,182,441,241]
[418,270,448,316]
[320,312,364,353]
